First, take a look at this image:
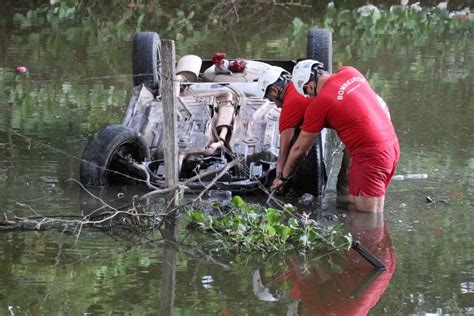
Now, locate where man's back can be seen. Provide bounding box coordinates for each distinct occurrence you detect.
[302,66,397,155]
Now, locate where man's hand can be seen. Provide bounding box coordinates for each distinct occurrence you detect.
[271,178,286,192]
[271,131,319,194]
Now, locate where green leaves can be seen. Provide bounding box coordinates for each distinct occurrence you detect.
[185,196,351,253]
[287,218,299,229]
[231,196,246,209]
[276,225,293,243]
[265,208,282,225]
[190,210,204,222]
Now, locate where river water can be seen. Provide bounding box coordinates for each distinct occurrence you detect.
[0,2,473,315]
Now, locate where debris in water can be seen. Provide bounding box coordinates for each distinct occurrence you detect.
[426,196,435,204]
[324,214,338,221]
[16,66,28,73]
[460,282,474,294]
[207,190,232,202]
[392,173,428,180]
[297,193,314,205]
[201,275,214,289]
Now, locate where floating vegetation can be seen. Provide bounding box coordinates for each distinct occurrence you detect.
[327,3,473,37]
[186,196,352,253]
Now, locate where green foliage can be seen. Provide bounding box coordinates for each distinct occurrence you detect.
[186,196,352,253]
[167,9,195,41]
[324,5,472,49]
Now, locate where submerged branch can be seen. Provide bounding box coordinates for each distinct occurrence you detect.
[0,158,243,236]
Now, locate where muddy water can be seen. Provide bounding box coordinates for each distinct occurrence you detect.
[0,2,473,315]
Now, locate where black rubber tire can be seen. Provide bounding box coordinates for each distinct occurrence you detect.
[290,135,327,197]
[307,28,332,73]
[132,32,161,90]
[80,124,150,187]
[290,28,332,197]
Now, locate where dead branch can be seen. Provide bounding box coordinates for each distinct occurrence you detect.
[0,158,243,236]
[0,206,156,232]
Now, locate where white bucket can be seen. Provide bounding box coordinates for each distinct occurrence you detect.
[176,54,202,82]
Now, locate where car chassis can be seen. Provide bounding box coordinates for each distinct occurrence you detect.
[80,28,341,197]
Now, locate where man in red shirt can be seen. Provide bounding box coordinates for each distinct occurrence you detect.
[271,60,399,213]
[258,66,313,180]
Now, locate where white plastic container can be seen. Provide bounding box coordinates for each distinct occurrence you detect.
[176,54,202,82]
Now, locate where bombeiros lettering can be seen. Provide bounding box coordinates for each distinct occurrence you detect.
[337,76,365,100]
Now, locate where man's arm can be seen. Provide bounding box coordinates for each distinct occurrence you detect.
[271,131,319,191]
[282,131,319,178]
[276,128,296,175]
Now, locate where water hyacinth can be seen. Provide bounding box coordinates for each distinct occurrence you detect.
[186,196,352,253]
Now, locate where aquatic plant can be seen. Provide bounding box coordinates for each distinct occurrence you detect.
[186,196,352,253]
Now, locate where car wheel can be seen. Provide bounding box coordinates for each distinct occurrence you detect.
[80,124,150,187]
[290,28,333,197]
[307,28,332,73]
[291,135,326,197]
[132,32,162,90]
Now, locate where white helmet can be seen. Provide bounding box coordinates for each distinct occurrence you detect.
[257,66,290,98]
[292,59,325,96]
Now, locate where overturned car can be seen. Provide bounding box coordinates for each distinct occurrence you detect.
[79,28,341,197]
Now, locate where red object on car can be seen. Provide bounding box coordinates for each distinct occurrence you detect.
[212,52,226,66]
[229,60,246,73]
[212,52,246,73]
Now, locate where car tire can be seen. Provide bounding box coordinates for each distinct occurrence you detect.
[290,135,326,197]
[132,32,162,90]
[290,28,332,197]
[80,124,150,187]
[307,28,332,73]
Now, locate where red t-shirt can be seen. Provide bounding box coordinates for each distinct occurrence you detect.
[279,82,312,132]
[302,66,398,155]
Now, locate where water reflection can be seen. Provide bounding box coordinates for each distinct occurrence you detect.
[0,1,473,314]
[79,184,150,217]
[159,215,178,316]
[253,211,396,315]
[80,185,180,315]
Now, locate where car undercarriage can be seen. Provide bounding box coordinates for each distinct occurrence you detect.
[79,28,341,197]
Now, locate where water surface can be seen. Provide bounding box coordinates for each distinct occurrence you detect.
[0,2,473,314]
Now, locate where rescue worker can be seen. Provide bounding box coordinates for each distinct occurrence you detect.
[257,66,312,182]
[271,60,399,213]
